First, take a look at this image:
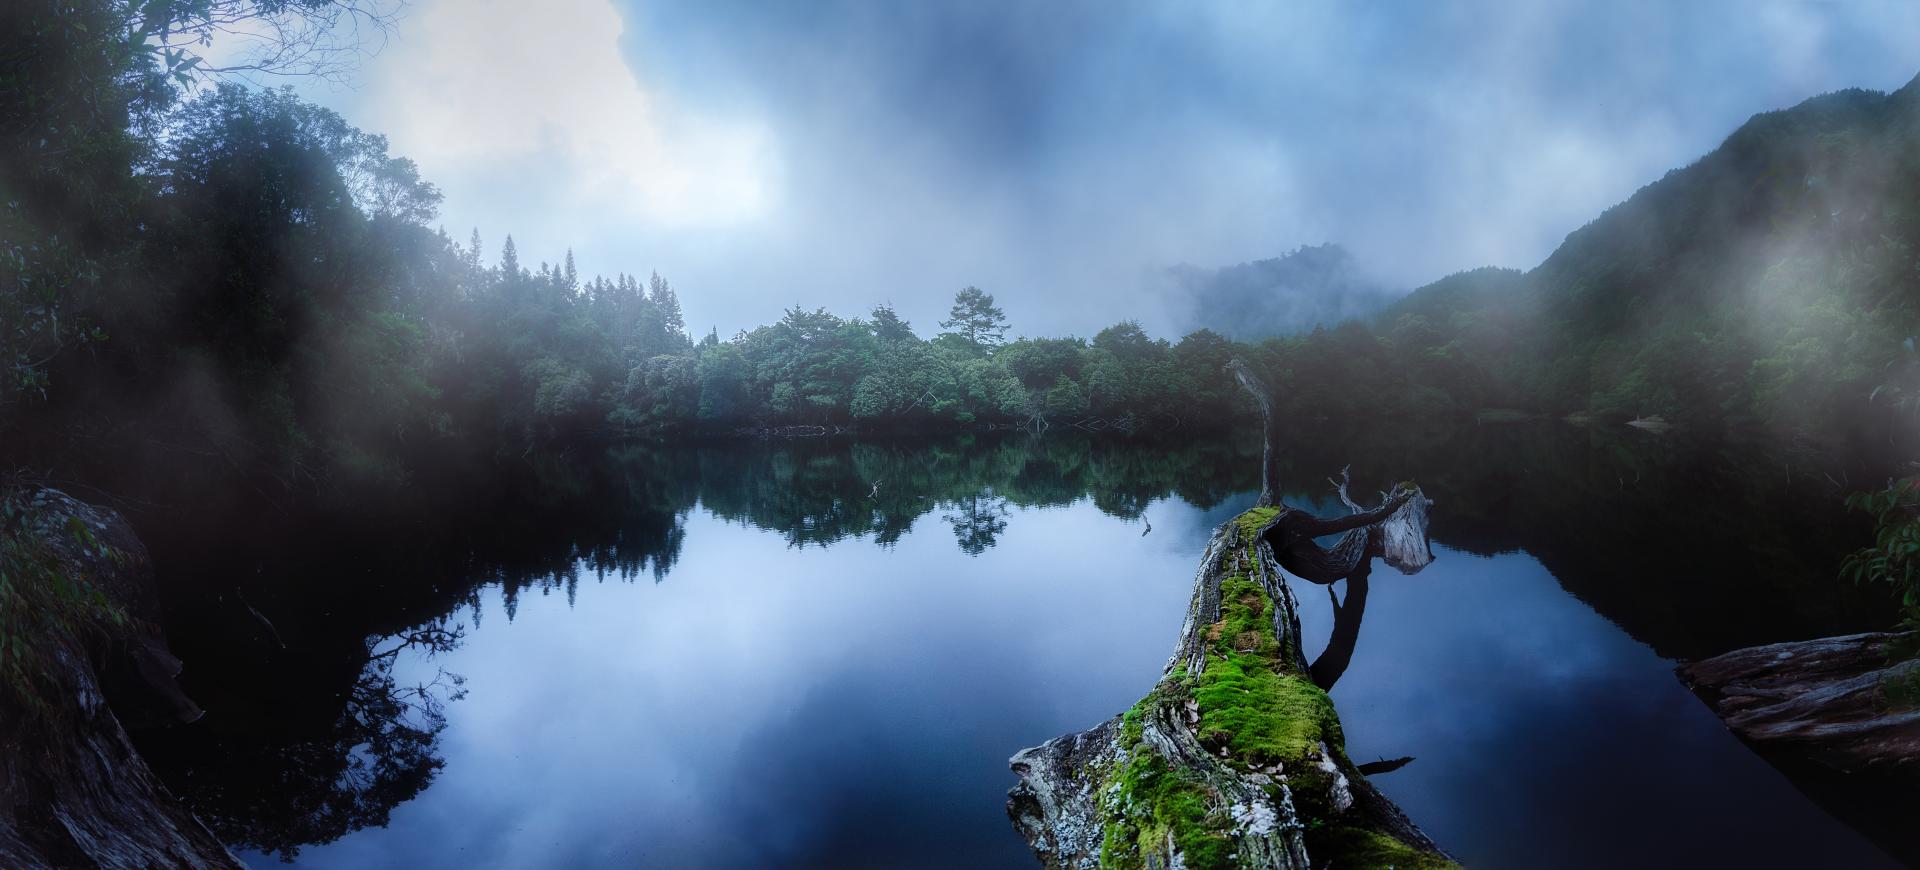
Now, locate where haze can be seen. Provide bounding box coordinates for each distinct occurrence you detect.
[266,1,1920,336]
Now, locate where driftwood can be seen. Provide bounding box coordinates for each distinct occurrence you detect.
[1677,631,1920,776]
[1005,360,1452,869]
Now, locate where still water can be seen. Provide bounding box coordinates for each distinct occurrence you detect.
[135,428,1908,868]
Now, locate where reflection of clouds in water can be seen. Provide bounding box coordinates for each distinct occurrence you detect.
[1298,546,1896,869]
[277,503,1197,869]
[253,475,1899,869]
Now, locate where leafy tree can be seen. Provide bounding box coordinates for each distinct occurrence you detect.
[999,336,1086,389]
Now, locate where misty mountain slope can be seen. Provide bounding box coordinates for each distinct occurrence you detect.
[1170,244,1398,341]
[1377,72,1920,428]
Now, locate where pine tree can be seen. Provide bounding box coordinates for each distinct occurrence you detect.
[940,286,1007,350]
[649,271,686,338]
[499,234,521,278]
[872,304,916,343]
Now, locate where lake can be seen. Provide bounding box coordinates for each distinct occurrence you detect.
[131,426,1912,868]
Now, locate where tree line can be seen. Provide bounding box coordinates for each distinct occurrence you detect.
[10,1,1920,508]
[0,1,1280,501]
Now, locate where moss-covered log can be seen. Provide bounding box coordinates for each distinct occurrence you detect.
[1006,504,1453,869]
[1006,360,1453,868]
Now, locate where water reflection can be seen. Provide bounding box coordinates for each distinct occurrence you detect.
[126,427,1908,867]
[1310,568,1369,691]
[944,492,1010,555]
[135,618,468,862]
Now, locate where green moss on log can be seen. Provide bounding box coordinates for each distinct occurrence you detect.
[1081,508,1457,870]
[1100,748,1236,869]
[1306,826,1461,870]
[1195,566,1340,767]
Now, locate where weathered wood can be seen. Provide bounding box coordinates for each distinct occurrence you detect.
[1005,361,1452,869]
[1677,631,1920,776]
[1007,504,1451,869]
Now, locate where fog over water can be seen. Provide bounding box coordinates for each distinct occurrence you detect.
[280,0,1920,337]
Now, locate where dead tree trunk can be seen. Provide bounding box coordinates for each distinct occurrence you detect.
[1226,358,1286,509]
[1006,361,1451,869]
[1678,631,1920,776]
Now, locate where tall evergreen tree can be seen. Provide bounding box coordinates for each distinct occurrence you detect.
[499,235,521,278]
[649,271,686,338]
[872,304,916,344]
[939,286,1008,351]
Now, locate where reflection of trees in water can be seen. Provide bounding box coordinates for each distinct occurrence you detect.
[943,491,1010,556]
[142,433,1259,860]
[145,425,1905,860]
[1265,421,1896,659]
[696,433,1257,553]
[161,621,468,862]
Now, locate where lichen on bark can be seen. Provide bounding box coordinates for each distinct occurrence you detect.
[1008,507,1454,869]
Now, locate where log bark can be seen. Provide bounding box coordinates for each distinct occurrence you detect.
[0,489,242,869]
[1007,506,1451,869]
[1005,361,1452,869]
[1677,631,1920,777]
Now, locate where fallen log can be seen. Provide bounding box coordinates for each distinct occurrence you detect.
[1005,361,1453,869]
[1677,631,1920,777]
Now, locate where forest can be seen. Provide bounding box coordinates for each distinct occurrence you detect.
[9,3,1920,869]
[9,0,1920,518]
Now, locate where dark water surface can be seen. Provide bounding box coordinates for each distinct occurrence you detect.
[132,427,1911,868]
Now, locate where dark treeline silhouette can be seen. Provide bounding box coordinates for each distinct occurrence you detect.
[127,431,1255,859]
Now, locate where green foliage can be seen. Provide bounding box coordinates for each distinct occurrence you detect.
[0,0,170,413]
[12,0,1920,511]
[1362,82,1920,433]
[938,285,1008,352]
[0,490,126,727]
[1842,477,1920,633]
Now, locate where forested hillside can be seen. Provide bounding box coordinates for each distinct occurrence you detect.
[1169,243,1394,341]
[0,4,1249,505]
[7,0,1920,511]
[1367,77,1920,432]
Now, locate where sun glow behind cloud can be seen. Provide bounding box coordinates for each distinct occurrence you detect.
[341,0,778,251]
[268,0,1920,338]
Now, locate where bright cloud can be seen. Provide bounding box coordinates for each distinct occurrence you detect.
[342,0,777,250]
[275,1,1920,338]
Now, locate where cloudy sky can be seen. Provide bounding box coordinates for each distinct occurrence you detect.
[291,0,1920,338]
